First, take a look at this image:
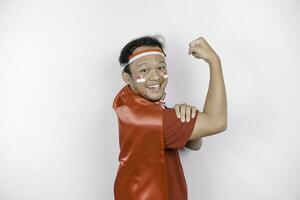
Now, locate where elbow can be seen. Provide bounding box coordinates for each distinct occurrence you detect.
[210,114,227,132]
[217,118,227,132]
[219,122,227,132]
[220,125,227,132]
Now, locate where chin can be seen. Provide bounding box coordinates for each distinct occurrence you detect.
[145,93,164,102]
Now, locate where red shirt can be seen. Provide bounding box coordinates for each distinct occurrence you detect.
[162,107,198,200]
[113,85,198,199]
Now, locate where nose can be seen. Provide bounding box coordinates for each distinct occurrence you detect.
[149,69,163,81]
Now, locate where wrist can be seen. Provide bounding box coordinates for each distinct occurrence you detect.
[208,55,221,66]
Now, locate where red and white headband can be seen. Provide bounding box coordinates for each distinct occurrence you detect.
[121,48,166,67]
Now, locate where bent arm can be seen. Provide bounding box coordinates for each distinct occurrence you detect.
[188,57,227,141]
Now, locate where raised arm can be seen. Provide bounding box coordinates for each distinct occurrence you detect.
[187,37,227,141]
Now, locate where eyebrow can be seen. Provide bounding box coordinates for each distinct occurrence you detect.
[158,60,166,64]
[137,62,148,67]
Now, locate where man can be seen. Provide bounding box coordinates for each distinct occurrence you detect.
[112,35,227,200]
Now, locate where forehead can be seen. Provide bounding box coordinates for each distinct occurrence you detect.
[131,46,166,66]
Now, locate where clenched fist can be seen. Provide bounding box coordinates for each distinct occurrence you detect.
[188,37,220,64]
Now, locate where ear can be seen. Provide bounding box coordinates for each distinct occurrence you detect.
[122,71,132,84]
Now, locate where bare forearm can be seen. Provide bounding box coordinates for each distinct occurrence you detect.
[203,57,227,126]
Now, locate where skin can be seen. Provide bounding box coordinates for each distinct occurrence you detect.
[123,37,227,151]
[122,46,197,122]
[122,46,168,102]
[185,37,227,150]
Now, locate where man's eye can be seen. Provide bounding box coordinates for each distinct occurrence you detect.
[158,66,165,70]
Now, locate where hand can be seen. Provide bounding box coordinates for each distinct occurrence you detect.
[174,103,197,122]
[188,37,220,64]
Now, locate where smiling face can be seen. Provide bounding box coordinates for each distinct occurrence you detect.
[122,46,168,102]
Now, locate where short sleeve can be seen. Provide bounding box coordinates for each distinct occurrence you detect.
[163,108,199,149]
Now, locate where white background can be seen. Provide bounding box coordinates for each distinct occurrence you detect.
[1,0,300,199]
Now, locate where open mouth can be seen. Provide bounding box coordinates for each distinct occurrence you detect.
[146,84,161,92]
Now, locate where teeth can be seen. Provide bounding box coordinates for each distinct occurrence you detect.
[148,84,160,88]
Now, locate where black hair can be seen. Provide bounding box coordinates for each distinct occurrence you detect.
[119,35,166,76]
